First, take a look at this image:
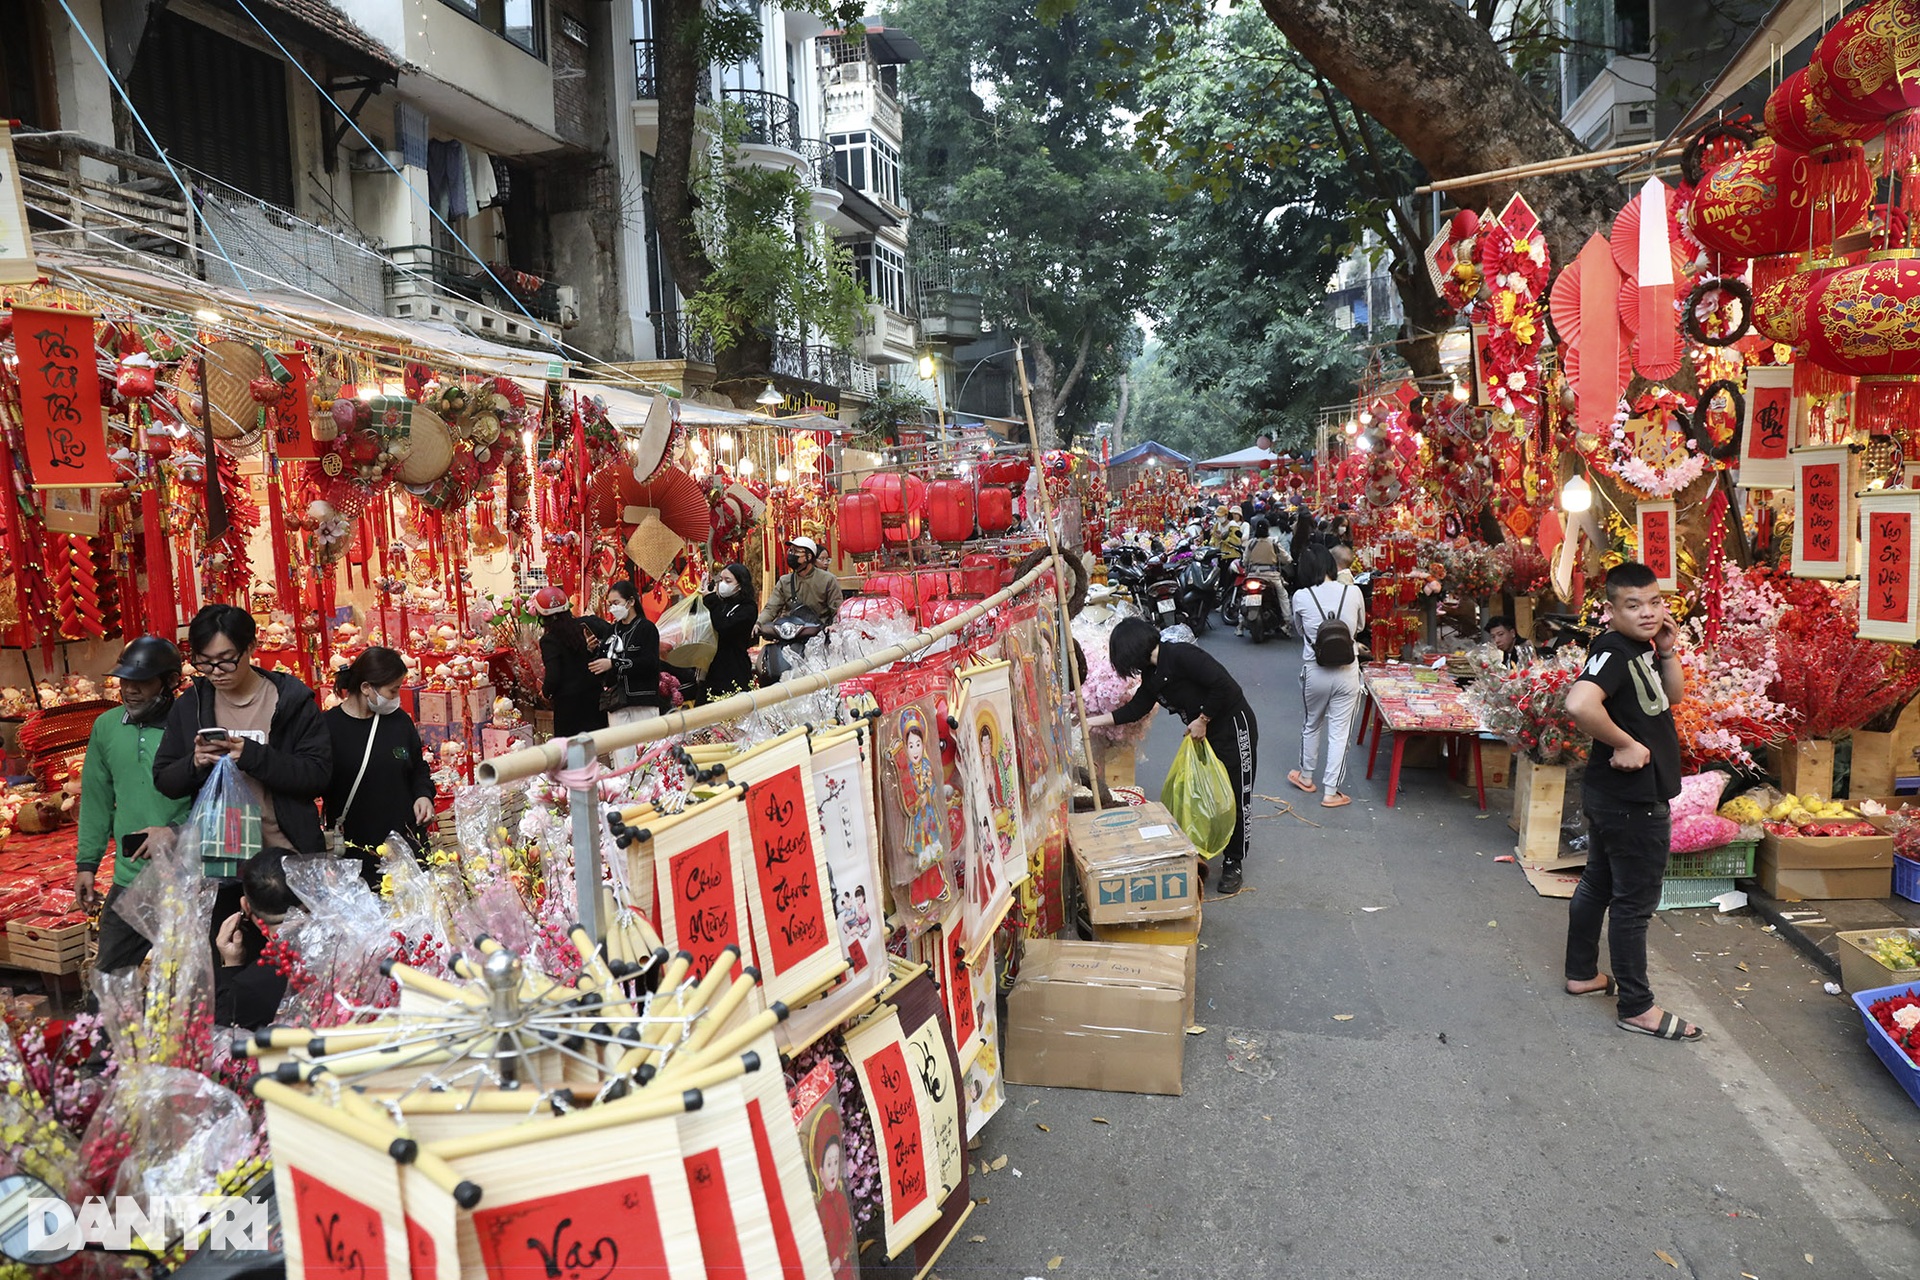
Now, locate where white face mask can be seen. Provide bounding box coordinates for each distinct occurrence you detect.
[609,602,631,621]
[366,691,400,715]
[716,580,738,597]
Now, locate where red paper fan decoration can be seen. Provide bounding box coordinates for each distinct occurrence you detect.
[629,467,713,543]
[1549,267,1584,345]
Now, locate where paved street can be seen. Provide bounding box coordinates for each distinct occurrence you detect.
[953,632,1920,1279]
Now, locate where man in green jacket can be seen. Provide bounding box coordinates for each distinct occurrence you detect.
[76,637,191,973]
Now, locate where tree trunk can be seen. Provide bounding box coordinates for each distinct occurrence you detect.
[1260,0,1618,264]
[649,0,714,305]
[1023,328,1095,447]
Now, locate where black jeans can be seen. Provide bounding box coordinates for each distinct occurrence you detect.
[1565,789,1671,1020]
[1208,708,1259,869]
[93,882,153,974]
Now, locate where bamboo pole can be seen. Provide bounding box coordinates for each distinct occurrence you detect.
[1011,339,1104,812]
[1415,140,1685,193]
[478,555,1064,785]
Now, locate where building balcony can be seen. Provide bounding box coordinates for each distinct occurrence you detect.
[858,304,917,366]
[13,134,199,266]
[647,310,717,365]
[795,137,843,220]
[385,246,575,348]
[720,88,805,173]
[915,285,982,344]
[770,335,879,395]
[631,39,713,154]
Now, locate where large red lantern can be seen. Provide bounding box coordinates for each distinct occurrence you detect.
[1810,0,1920,123]
[927,478,975,542]
[861,472,926,543]
[1689,141,1871,258]
[1766,66,1885,151]
[838,491,883,555]
[1753,258,1842,345]
[959,553,1001,595]
[978,456,1031,486]
[976,483,1013,534]
[1806,251,1920,434]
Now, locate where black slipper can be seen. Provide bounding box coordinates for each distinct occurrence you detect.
[1616,1011,1703,1042]
[1567,976,1617,998]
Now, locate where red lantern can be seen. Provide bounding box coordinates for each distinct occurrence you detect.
[976,483,1013,533]
[860,473,925,543]
[959,555,1000,595]
[1810,0,1920,124]
[927,477,975,542]
[1805,251,1920,432]
[838,491,883,555]
[920,597,968,628]
[1765,67,1885,151]
[1690,141,1871,258]
[978,457,1031,486]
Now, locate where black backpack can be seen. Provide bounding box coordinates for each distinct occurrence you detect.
[1307,586,1355,667]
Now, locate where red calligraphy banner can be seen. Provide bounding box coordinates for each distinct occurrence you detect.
[288,1166,391,1280]
[861,1041,930,1221]
[681,1146,747,1275]
[746,766,831,973]
[1868,511,1913,625]
[1749,383,1792,461]
[1803,462,1842,562]
[471,1179,669,1279]
[269,351,317,460]
[11,307,113,487]
[1641,509,1673,581]
[667,831,744,982]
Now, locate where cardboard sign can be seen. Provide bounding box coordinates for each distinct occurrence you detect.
[11,306,114,487]
[1791,444,1858,580]
[1636,500,1677,590]
[1740,365,1796,489]
[0,125,36,286]
[1858,489,1920,643]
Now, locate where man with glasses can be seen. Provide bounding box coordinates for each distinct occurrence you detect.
[153,605,333,855]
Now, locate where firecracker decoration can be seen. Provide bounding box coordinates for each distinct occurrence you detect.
[47,533,107,640]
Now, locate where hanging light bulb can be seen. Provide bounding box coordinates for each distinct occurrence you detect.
[717,434,734,453]
[1358,410,1373,426]
[739,457,755,476]
[1452,379,1470,402]
[1355,434,1373,452]
[775,465,792,483]
[1559,474,1592,513]
[1343,419,1359,436]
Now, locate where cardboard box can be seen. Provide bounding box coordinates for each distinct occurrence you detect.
[1758,829,1894,871]
[1092,905,1202,1027]
[481,723,533,757]
[1754,855,1894,902]
[1068,802,1198,926]
[1836,928,1920,993]
[1004,939,1189,1096]
[416,688,454,728]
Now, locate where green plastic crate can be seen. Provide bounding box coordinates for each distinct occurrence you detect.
[1666,839,1756,880]
[1658,876,1736,910]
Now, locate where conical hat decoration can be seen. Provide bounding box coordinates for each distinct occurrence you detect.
[633,393,681,485]
[390,400,455,485]
[202,341,266,439]
[626,508,685,580]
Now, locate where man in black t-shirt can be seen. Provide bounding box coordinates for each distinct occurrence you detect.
[1561,562,1701,1042]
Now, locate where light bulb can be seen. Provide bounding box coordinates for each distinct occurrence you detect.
[1343,420,1358,436]
[1355,435,1373,452]
[1452,381,1469,402]
[1358,410,1373,426]
[775,465,792,483]
[718,435,733,453]
[1559,475,1592,513]
[522,428,535,459]
[739,458,755,475]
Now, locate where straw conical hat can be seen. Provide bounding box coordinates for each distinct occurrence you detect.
[390,401,455,485]
[202,341,266,439]
[632,393,680,484]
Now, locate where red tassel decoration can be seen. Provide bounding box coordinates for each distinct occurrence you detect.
[1792,359,1855,400]
[1856,377,1920,455]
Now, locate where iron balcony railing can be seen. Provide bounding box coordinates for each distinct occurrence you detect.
[719,87,799,152]
[631,40,713,102]
[795,136,834,189]
[647,311,717,364]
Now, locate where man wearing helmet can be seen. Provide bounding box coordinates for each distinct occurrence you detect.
[76,637,194,973]
[758,537,843,637]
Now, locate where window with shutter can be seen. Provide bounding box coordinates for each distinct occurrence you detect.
[128,10,294,208]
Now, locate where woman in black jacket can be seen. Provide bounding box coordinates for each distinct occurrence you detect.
[705,561,758,698]
[322,646,436,883]
[533,586,609,739]
[589,580,662,768]
[1087,616,1258,897]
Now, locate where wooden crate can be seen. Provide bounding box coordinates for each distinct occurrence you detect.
[1509,756,1566,862]
[1851,730,1896,799]
[1771,739,1836,799]
[5,919,89,974]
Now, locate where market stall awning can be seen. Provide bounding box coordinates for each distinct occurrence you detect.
[1195,446,1280,470]
[1669,0,1827,136]
[1108,440,1191,468]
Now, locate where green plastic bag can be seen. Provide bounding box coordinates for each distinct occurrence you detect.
[1164,735,1236,858]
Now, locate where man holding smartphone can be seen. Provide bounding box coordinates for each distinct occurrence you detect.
[153,605,332,856]
[76,637,193,973]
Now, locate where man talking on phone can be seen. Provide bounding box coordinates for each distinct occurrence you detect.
[153,605,332,855]
[76,638,193,973]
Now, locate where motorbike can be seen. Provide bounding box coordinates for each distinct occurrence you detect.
[1102,541,1151,602]
[1142,560,1181,627]
[1175,546,1225,633]
[757,605,823,684]
[1223,559,1291,644]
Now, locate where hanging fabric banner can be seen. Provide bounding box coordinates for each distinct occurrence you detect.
[0,125,36,285]
[11,306,114,487]
[269,350,318,460]
[779,725,888,1055]
[1740,365,1796,489]
[1636,500,1678,591]
[1857,488,1920,643]
[1790,443,1859,580]
[843,1006,940,1259]
[649,789,755,988]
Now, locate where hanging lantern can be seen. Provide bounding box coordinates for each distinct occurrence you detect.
[927,478,975,543]
[1805,251,1920,435]
[1765,67,1886,152]
[861,472,926,543]
[1810,0,1920,124]
[976,483,1013,534]
[1690,142,1871,258]
[958,553,1001,595]
[838,491,883,555]
[978,457,1031,486]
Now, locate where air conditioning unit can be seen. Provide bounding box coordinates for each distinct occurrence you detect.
[350,148,404,173]
[1611,100,1655,144]
[554,285,580,328]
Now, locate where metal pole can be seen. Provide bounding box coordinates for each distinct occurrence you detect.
[566,735,600,936]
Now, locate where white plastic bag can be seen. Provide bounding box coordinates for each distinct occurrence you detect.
[657,593,718,671]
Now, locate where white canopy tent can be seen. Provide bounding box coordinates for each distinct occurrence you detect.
[1195,446,1281,470]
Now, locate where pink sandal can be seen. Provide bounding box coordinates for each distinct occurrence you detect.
[1320,793,1352,808]
[1287,770,1316,793]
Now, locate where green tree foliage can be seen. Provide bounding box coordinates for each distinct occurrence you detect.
[889,0,1164,445]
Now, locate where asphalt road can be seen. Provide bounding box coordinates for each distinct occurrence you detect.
[945,629,1920,1280]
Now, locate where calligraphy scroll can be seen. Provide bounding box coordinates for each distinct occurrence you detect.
[951,672,1013,957]
[1857,489,1920,643]
[269,351,318,460]
[649,789,755,987]
[673,1078,784,1279]
[267,1101,411,1280]
[1739,365,1796,489]
[842,1006,940,1258]
[779,725,888,1054]
[789,1063,859,1280]
[1635,500,1677,591]
[957,660,1031,908]
[736,1032,834,1280]
[1790,444,1859,580]
[11,306,113,487]
[721,730,844,1008]
[958,935,1005,1138]
[894,971,974,1275]
[0,125,36,285]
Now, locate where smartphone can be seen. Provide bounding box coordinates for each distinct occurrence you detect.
[195,727,234,743]
[120,830,147,859]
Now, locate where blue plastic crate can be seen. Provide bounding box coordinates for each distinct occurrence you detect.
[1850,983,1920,1110]
[1657,876,1735,910]
[1896,855,1920,904]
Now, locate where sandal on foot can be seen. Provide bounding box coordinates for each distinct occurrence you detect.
[1567,976,1618,998]
[1320,793,1352,808]
[1616,1012,1703,1042]
[1287,770,1316,793]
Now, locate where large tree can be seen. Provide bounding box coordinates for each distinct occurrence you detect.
[891,0,1164,445]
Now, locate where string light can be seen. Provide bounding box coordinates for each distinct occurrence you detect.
[738,457,755,475]
[775,465,792,483]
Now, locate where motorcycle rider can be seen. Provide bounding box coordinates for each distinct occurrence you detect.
[1235,519,1291,637]
[758,536,843,637]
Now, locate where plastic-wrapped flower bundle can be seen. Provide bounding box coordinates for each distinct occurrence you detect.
[1072,614,1155,745]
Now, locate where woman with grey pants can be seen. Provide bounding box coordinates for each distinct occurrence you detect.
[1288,546,1366,808]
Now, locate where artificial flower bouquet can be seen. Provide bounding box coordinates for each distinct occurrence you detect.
[1867,988,1920,1068]
[1463,647,1590,765]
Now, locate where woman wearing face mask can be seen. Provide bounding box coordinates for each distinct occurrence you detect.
[704,562,759,698]
[322,646,436,886]
[589,581,662,768]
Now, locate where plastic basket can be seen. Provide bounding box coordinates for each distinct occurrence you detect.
[1895,855,1920,904]
[1666,839,1756,880]
[1657,876,1735,910]
[1849,982,1920,1110]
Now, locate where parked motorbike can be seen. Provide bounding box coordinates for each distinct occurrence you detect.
[757,605,823,683]
[1176,546,1224,633]
[1102,541,1150,602]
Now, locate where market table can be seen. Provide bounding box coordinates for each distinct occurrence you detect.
[1355,663,1489,809]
